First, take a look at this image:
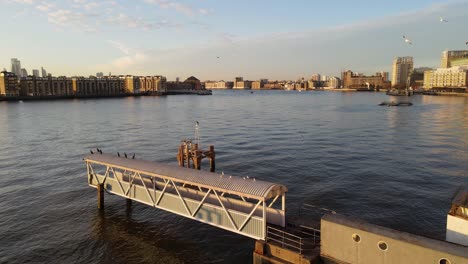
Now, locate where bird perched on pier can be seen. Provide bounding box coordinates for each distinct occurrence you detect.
[117,152,121,157]
[403,35,412,45]
[466,41,468,45]
[124,152,127,158]
[132,153,135,159]
[440,16,448,23]
[90,150,94,154]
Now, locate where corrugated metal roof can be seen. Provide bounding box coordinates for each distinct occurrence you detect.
[84,154,287,199]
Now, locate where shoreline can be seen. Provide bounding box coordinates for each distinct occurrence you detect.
[0,89,212,102]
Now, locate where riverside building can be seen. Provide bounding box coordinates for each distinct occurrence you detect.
[138,76,167,93]
[233,77,252,89]
[0,71,20,96]
[441,50,468,68]
[327,77,341,88]
[204,81,232,89]
[251,79,267,89]
[20,76,73,96]
[423,50,468,90]
[341,70,389,89]
[423,66,468,89]
[392,57,414,88]
[72,76,125,96]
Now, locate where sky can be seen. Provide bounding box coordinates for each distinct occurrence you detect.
[1,0,468,81]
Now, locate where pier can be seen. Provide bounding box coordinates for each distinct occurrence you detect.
[84,153,287,240]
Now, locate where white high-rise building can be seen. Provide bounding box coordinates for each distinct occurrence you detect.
[392,57,414,87]
[11,58,22,77]
[21,68,28,77]
[32,69,40,77]
[41,67,47,77]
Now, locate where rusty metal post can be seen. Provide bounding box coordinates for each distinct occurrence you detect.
[98,183,104,209]
[193,144,201,170]
[177,145,182,167]
[209,145,215,172]
[196,154,202,170]
[181,144,185,167]
[185,144,190,168]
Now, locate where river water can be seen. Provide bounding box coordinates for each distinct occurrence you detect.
[0,90,467,263]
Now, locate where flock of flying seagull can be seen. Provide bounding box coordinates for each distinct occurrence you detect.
[403,16,468,46]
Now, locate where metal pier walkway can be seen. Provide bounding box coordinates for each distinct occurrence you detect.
[84,154,287,240]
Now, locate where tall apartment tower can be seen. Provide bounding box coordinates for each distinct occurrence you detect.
[392,56,414,87]
[41,67,47,77]
[32,69,40,77]
[11,58,22,77]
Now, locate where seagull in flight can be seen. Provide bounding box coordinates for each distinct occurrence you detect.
[403,35,412,45]
[466,41,468,45]
[216,56,220,59]
[440,16,448,23]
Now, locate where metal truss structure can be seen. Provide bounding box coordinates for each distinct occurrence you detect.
[85,154,287,240]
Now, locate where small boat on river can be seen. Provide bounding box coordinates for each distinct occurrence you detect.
[379,101,413,106]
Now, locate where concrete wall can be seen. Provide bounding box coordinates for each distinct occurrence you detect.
[447,214,468,246]
[253,240,318,264]
[321,214,468,264]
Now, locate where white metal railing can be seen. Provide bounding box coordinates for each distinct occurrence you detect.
[266,226,320,255]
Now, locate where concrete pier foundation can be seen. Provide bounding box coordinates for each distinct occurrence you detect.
[97,183,104,209]
[253,241,320,264]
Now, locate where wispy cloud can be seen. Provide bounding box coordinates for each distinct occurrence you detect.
[107,40,131,55]
[198,8,214,15]
[97,40,149,70]
[105,13,182,31]
[142,0,213,16]
[36,2,55,11]
[5,0,196,32]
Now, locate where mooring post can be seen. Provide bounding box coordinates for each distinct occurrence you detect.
[97,183,104,209]
[181,144,185,167]
[193,144,201,170]
[209,145,215,172]
[185,144,190,168]
[126,198,132,208]
[177,145,182,167]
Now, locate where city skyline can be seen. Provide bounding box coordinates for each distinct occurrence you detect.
[1,0,468,80]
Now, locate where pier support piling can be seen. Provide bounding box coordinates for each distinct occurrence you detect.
[209,145,215,172]
[97,183,104,209]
